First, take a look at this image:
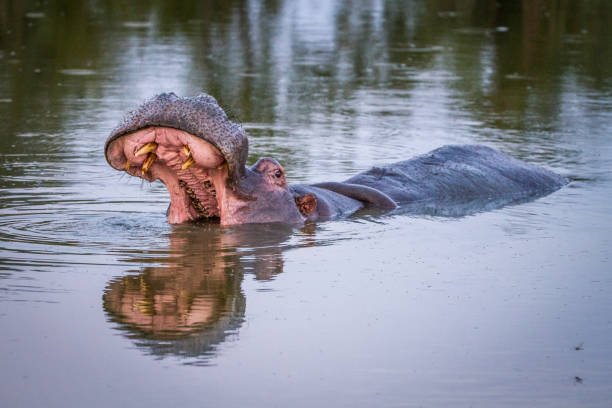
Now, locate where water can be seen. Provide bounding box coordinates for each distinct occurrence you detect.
[1,0,611,406]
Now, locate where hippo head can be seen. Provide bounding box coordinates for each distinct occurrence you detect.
[105,93,316,225]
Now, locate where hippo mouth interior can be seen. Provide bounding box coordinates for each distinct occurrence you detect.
[106,126,230,224]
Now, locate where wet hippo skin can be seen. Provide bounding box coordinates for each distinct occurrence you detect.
[105,93,567,225]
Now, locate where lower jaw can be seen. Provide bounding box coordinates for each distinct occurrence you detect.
[184,206,221,224]
[167,205,221,224]
[143,159,224,224]
[106,126,231,224]
[180,181,221,223]
[166,190,221,224]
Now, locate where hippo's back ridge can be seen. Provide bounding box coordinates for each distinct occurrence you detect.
[345,145,567,204]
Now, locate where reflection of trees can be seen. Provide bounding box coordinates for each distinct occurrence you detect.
[1,0,609,159]
[102,223,294,364]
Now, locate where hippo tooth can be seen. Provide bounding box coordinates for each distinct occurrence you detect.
[135,142,158,157]
[141,153,156,175]
[181,156,195,170]
[125,160,131,171]
[182,145,191,157]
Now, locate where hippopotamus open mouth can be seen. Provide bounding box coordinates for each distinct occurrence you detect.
[105,93,308,225]
[106,93,567,226]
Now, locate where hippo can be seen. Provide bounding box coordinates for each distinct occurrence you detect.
[104,93,567,225]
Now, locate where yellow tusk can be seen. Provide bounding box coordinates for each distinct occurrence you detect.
[125,160,131,171]
[141,153,156,175]
[217,162,227,170]
[135,142,158,157]
[182,145,191,157]
[181,156,195,170]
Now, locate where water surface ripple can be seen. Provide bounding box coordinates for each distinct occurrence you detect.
[1,1,611,407]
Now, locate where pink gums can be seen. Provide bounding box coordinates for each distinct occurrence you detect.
[106,127,229,224]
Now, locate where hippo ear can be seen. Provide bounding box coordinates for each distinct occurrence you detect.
[295,194,316,217]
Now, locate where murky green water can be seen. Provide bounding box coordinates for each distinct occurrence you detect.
[1,1,611,406]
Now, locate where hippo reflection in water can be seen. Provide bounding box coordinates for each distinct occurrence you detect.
[105,93,567,224]
[103,266,245,361]
[103,225,292,362]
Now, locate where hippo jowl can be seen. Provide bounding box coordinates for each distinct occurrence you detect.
[105,93,567,225]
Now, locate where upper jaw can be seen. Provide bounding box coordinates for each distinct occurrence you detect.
[106,93,312,224]
[105,92,249,191]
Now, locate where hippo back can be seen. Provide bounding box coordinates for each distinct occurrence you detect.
[345,145,567,205]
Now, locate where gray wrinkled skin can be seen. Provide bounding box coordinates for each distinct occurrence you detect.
[346,145,568,203]
[288,145,568,220]
[105,93,249,192]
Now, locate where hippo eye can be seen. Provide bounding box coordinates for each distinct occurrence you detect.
[274,169,282,178]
